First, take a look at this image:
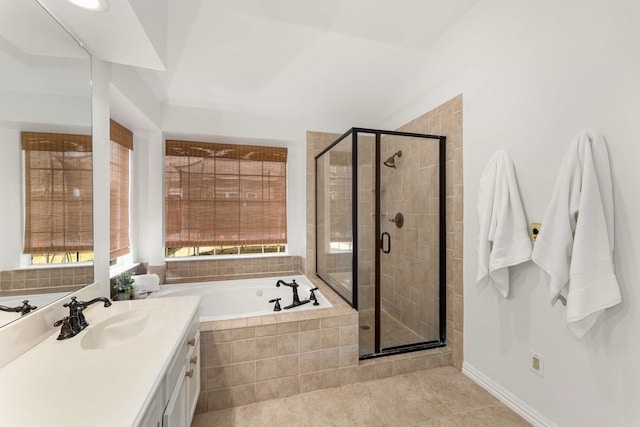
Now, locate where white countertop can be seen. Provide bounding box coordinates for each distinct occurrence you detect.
[0,296,201,427]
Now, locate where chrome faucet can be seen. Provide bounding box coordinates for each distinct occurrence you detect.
[275,279,310,310]
[54,296,112,340]
[0,300,37,316]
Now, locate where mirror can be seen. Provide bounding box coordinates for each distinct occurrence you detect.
[0,0,92,327]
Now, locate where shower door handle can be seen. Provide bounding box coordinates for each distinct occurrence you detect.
[381,232,391,254]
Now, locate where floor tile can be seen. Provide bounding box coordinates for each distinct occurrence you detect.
[191,366,529,427]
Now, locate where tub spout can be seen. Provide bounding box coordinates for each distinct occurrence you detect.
[275,279,310,310]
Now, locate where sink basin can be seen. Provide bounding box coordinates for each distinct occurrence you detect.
[80,309,152,350]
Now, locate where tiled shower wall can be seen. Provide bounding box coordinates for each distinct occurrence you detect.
[396,95,463,368]
[306,94,463,369]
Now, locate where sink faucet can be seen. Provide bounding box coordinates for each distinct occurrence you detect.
[54,296,112,340]
[275,279,310,310]
[0,300,37,316]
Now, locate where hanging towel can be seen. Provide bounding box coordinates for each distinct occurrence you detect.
[531,130,620,339]
[477,150,532,297]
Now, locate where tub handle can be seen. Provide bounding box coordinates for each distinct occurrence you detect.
[309,288,319,306]
[190,356,198,365]
[187,338,196,347]
[381,232,391,254]
[186,369,194,378]
[269,298,282,312]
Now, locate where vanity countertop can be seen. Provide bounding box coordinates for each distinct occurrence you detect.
[0,295,201,427]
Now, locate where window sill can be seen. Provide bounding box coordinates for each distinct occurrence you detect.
[18,262,94,270]
[165,252,291,262]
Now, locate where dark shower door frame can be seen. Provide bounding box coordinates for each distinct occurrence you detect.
[315,127,447,360]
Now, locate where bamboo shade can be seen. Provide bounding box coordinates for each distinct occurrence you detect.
[165,140,287,247]
[110,120,132,259]
[22,132,93,254]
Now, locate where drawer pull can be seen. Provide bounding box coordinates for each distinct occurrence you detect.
[186,369,194,378]
[187,338,196,346]
[190,356,198,365]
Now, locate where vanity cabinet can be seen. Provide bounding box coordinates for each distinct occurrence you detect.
[138,312,200,427]
[162,318,201,427]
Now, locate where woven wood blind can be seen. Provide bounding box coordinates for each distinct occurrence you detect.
[165,140,287,247]
[22,132,93,253]
[110,120,132,259]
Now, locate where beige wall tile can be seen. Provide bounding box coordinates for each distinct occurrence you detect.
[299,351,320,374]
[231,339,256,363]
[276,332,300,356]
[300,329,322,352]
[207,388,232,411]
[231,384,256,407]
[206,365,232,391]
[256,358,277,382]
[299,372,321,393]
[255,336,277,360]
[207,343,232,367]
[232,362,256,386]
[339,325,359,346]
[255,379,279,402]
[276,376,300,398]
[320,348,340,370]
[339,345,358,368]
[276,354,299,377]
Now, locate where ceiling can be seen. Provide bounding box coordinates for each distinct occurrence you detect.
[35,0,479,130]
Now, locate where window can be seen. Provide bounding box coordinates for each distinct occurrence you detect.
[110,120,132,260]
[22,132,93,263]
[165,140,287,257]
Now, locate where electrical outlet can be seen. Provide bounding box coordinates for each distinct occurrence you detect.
[530,222,542,240]
[530,351,544,376]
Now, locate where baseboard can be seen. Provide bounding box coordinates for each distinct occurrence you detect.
[462,362,557,427]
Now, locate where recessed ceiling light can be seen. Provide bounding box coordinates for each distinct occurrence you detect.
[66,0,109,12]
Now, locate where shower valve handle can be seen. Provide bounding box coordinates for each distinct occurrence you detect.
[389,212,404,228]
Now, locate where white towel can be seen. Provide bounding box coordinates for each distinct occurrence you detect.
[477,151,532,297]
[531,130,620,339]
[132,274,161,292]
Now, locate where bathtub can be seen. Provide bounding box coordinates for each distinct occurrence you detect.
[148,275,332,322]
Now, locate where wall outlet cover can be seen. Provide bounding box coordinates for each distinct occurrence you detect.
[530,223,542,240]
[530,351,544,376]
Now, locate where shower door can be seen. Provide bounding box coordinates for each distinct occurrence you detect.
[316,128,446,359]
[359,130,446,357]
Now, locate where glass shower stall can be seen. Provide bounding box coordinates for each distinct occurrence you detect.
[315,128,446,358]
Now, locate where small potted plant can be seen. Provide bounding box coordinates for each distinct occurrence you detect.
[112,271,135,301]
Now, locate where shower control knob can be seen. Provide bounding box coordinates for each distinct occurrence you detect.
[389,212,404,228]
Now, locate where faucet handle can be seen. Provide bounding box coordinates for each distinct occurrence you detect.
[269,298,282,312]
[19,300,37,315]
[63,296,78,309]
[309,288,319,306]
[54,317,74,340]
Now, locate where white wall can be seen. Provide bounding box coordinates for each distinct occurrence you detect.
[0,128,23,269]
[387,0,640,425]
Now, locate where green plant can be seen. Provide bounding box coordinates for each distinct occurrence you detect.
[112,271,135,294]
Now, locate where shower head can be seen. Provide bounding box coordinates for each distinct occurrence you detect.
[383,151,402,168]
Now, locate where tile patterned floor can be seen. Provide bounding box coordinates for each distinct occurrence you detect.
[192,366,530,426]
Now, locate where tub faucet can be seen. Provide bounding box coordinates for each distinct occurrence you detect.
[275,279,310,310]
[54,296,112,340]
[0,300,37,316]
